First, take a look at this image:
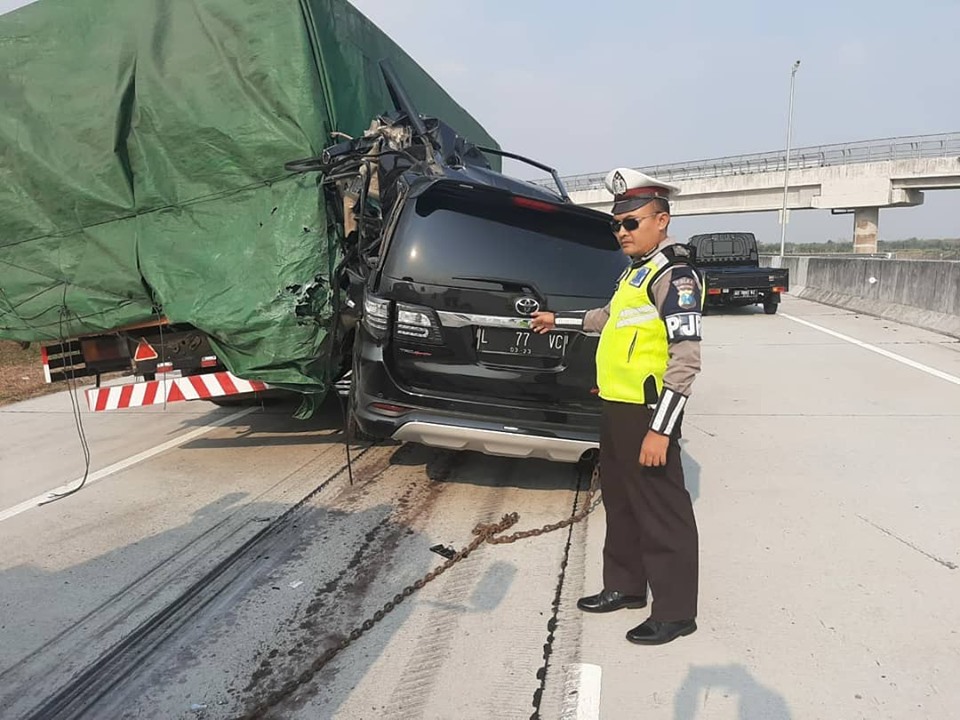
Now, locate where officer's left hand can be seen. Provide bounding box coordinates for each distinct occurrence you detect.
[530,311,555,334]
[639,430,669,467]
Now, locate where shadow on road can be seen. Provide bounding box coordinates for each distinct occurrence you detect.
[703,304,768,318]
[674,664,793,720]
[172,394,353,449]
[388,441,584,493]
[681,446,702,503]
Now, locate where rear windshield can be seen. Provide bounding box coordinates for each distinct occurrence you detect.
[690,233,755,258]
[380,184,626,299]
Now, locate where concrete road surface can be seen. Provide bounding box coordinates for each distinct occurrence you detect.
[0,295,957,720]
[546,296,960,720]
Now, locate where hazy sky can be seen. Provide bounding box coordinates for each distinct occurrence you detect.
[4,0,958,243]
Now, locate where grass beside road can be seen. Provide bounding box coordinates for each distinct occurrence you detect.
[0,340,61,406]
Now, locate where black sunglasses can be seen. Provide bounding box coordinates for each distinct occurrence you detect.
[610,212,660,234]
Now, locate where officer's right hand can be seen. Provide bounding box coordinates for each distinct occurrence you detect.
[530,311,555,334]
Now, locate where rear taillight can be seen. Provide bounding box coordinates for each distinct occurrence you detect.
[362,294,391,338]
[395,303,443,344]
[772,286,786,293]
[369,402,413,416]
[707,288,722,296]
[40,346,52,384]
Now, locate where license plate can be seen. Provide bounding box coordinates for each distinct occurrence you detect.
[733,290,757,297]
[476,327,568,358]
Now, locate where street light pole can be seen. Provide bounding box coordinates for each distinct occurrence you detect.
[779,60,801,261]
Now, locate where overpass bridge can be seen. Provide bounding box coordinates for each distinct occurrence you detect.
[549,132,960,253]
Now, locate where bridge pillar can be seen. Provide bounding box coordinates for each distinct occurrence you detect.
[853,207,879,254]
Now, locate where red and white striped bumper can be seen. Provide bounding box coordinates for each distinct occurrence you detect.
[85,372,269,412]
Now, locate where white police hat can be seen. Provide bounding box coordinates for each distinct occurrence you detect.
[604,168,680,215]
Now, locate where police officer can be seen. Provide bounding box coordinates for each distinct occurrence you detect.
[531,168,703,646]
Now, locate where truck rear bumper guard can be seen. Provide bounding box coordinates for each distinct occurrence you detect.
[85,371,269,412]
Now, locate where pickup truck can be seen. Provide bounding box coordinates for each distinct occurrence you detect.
[687,232,789,314]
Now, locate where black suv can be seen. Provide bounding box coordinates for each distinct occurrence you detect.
[350,178,624,462]
[289,62,624,463]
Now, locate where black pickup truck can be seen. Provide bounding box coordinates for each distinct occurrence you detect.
[687,232,789,314]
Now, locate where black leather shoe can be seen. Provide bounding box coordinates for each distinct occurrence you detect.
[577,589,647,613]
[626,618,697,645]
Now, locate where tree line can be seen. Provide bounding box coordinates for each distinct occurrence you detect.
[757,237,960,259]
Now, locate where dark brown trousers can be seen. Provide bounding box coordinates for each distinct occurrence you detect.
[599,400,699,621]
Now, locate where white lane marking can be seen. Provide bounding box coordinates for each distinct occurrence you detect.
[559,663,602,720]
[0,407,257,524]
[782,313,960,387]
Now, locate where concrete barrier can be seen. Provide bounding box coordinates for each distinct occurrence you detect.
[760,255,960,339]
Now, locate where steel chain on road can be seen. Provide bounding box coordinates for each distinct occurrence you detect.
[239,463,601,720]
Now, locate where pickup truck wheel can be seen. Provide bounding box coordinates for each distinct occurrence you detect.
[763,301,778,315]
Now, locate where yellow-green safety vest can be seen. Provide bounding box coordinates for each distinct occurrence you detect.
[596,251,702,405]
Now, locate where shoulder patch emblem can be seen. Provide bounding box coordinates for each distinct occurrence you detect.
[672,276,698,309]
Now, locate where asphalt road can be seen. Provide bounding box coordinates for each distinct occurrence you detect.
[1,295,958,720]
[0,388,589,719]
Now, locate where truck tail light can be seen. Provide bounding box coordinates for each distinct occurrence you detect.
[707,288,722,296]
[394,303,444,344]
[772,286,786,293]
[40,346,52,384]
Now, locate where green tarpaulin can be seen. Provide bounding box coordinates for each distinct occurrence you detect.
[0,0,498,392]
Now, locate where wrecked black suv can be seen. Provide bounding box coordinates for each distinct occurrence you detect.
[350,180,625,462]
[289,62,624,463]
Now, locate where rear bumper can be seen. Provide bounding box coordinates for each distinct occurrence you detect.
[84,371,270,411]
[352,342,600,463]
[703,268,789,303]
[705,289,782,305]
[392,421,596,463]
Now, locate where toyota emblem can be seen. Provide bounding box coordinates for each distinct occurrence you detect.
[514,296,540,316]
